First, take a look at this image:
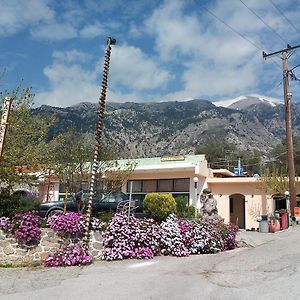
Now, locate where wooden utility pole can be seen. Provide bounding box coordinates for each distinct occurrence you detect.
[0,97,13,160]
[263,44,300,216]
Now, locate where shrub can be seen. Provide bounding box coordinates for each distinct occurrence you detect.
[175,196,188,217]
[102,213,161,260]
[216,222,238,251]
[0,212,42,246]
[144,193,176,222]
[160,215,190,256]
[0,188,20,217]
[47,212,104,239]
[18,196,42,212]
[44,243,93,267]
[47,212,85,239]
[185,206,196,219]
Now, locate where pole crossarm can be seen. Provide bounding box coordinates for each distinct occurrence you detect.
[263,44,300,59]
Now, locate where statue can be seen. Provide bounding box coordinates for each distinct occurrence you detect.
[200,188,222,221]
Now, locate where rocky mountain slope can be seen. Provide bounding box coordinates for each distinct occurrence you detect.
[33,96,300,159]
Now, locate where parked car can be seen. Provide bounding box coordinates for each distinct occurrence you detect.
[38,191,143,218]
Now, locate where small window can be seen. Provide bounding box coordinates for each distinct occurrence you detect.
[127,180,142,193]
[157,179,173,192]
[173,179,189,192]
[142,180,157,193]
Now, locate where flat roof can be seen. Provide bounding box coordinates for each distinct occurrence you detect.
[116,154,206,167]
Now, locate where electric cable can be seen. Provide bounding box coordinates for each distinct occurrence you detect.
[200,5,282,71]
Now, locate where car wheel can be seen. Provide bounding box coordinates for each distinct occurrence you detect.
[47,209,63,218]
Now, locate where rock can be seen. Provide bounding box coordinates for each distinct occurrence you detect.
[92,242,103,250]
[3,246,14,255]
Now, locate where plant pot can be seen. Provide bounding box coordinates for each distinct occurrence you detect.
[269,220,280,233]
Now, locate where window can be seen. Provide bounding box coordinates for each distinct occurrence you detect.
[127,180,142,192]
[142,180,157,193]
[157,179,173,192]
[173,178,189,192]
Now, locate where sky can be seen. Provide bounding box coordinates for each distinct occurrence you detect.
[0,0,300,108]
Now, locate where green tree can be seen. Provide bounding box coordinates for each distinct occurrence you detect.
[257,166,289,196]
[0,87,51,189]
[195,140,236,168]
[196,140,262,175]
[269,138,300,176]
[46,128,93,194]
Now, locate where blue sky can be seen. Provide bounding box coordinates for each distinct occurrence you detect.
[1,0,300,107]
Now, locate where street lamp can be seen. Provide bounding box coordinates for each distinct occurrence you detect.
[193,177,199,217]
[285,190,290,226]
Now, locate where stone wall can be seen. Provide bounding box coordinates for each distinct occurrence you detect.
[0,229,103,265]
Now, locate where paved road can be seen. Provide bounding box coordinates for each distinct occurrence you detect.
[1,227,300,300]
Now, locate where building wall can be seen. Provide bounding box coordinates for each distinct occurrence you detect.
[208,180,274,229]
[124,169,206,205]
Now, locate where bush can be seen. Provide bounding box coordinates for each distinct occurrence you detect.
[144,193,176,222]
[175,196,188,217]
[44,243,93,267]
[102,213,161,260]
[0,212,42,246]
[47,212,104,239]
[0,188,20,217]
[216,222,238,251]
[0,188,42,217]
[47,212,85,239]
[18,196,42,212]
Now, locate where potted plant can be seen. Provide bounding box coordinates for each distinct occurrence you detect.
[269,213,280,233]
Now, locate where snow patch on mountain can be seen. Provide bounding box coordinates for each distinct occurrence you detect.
[213,94,282,109]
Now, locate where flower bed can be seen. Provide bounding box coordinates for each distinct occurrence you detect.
[102,214,238,260]
[0,212,238,266]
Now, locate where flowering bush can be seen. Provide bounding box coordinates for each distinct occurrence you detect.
[216,222,238,251]
[160,215,190,256]
[47,212,105,240]
[103,214,238,260]
[102,213,161,260]
[47,212,85,238]
[0,216,10,232]
[0,212,42,246]
[44,243,93,267]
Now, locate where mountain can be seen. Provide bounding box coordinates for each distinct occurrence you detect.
[32,95,300,159]
[213,94,282,110]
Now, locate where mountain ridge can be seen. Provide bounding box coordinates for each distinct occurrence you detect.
[33,95,300,159]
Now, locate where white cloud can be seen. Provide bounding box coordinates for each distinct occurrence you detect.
[79,21,105,38]
[0,0,54,36]
[110,45,173,90]
[35,49,99,107]
[52,50,91,63]
[144,0,298,101]
[31,22,78,40]
[36,62,99,107]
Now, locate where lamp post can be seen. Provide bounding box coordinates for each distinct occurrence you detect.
[193,177,199,217]
[285,190,290,227]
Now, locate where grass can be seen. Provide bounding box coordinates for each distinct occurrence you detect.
[0,261,42,268]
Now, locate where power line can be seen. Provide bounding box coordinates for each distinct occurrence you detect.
[239,0,286,44]
[201,5,282,70]
[239,0,300,63]
[269,0,300,35]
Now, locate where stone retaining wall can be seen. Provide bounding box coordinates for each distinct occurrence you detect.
[0,229,103,264]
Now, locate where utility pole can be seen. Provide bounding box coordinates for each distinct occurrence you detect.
[263,44,300,216]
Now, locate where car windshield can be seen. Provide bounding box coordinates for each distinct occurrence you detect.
[101,191,128,203]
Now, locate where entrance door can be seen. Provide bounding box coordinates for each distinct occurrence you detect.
[229,194,245,229]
